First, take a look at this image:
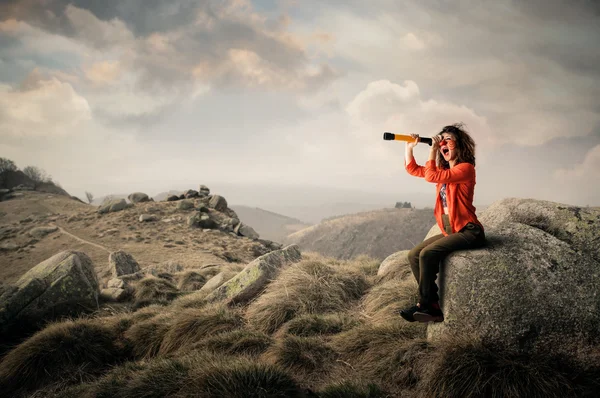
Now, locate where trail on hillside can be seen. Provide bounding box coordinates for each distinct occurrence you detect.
[51,224,111,253]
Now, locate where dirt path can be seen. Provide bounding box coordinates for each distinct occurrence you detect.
[51,224,111,253]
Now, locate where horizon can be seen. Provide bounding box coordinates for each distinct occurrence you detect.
[1,0,599,209]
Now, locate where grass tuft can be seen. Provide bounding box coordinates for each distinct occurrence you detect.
[133,276,181,308]
[195,329,273,356]
[285,313,359,337]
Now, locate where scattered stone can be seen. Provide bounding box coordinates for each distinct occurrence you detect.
[109,250,141,277]
[100,288,129,302]
[164,244,175,248]
[67,215,81,223]
[208,195,228,212]
[184,189,199,198]
[167,195,180,202]
[98,199,127,214]
[188,213,217,229]
[205,244,302,304]
[237,223,259,239]
[199,185,210,196]
[139,214,158,222]
[128,192,150,203]
[19,216,33,224]
[174,240,185,245]
[144,206,160,213]
[0,242,20,251]
[28,226,58,239]
[177,200,195,210]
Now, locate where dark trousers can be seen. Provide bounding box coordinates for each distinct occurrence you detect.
[408,214,486,305]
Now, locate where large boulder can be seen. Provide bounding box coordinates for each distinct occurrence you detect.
[427,198,600,352]
[109,250,141,277]
[377,250,411,280]
[208,195,228,212]
[205,244,302,304]
[0,251,99,332]
[236,223,259,239]
[128,192,150,203]
[98,199,127,214]
[187,213,217,229]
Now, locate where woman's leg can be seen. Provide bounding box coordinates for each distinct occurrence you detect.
[408,233,445,282]
[418,223,486,306]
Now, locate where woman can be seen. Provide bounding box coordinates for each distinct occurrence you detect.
[400,123,486,323]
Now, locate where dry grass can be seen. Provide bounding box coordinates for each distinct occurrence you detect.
[158,304,244,355]
[133,276,181,308]
[417,336,599,398]
[0,319,129,395]
[124,313,176,359]
[362,278,418,324]
[176,271,207,291]
[284,313,359,337]
[246,259,369,333]
[318,380,388,398]
[263,335,337,377]
[170,289,210,309]
[192,329,273,357]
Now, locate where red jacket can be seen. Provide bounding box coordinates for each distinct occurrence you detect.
[405,157,484,236]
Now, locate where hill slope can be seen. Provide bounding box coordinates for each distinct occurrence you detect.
[285,208,436,260]
[230,205,311,243]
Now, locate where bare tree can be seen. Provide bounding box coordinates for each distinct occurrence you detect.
[85,191,94,204]
[22,166,52,188]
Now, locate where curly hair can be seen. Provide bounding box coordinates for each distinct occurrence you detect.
[436,122,476,169]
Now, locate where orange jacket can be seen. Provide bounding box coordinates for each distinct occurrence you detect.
[405,157,484,236]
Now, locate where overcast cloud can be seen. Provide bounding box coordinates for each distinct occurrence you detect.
[0,0,599,214]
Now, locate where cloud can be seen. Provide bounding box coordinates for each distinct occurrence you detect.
[84,61,121,85]
[554,145,600,181]
[0,73,91,137]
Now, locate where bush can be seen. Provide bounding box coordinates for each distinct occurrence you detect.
[0,319,128,395]
[246,260,369,333]
[285,313,359,337]
[159,305,244,355]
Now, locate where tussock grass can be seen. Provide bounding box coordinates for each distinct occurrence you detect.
[170,289,210,309]
[124,313,175,359]
[0,319,128,395]
[264,335,337,377]
[362,278,418,324]
[133,276,181,308]
[319,380,388,398]
[159,304,244,355]
[176,271,207,291]
[331,323,428,392]
[418,336,598,398]
[193,329,273,356]
[285,313,359,337]
[246,259,369,333]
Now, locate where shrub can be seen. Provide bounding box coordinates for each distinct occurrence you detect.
[0,319,128,395]
[159,305,244,355]
[285,313,359,337]
[246,260,369,333]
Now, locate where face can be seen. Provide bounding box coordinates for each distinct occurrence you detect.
[439,133,458,162]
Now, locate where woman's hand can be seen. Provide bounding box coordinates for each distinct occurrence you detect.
[406,133,420,149]
[431,135,442,150]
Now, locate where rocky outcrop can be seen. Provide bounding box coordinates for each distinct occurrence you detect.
[0,251,99,333]
[236,223,259,239]
[205,244,302,304]
[424,198,600,352]
[109,250,141,277]
[208,195,228,212]
[28,226,58,239]
[98,199,128,214]
[128,192,150,203]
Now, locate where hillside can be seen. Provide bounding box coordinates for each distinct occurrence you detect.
[230,205,311,243]
[286,208,436,260]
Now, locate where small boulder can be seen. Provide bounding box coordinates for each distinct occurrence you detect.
[98,199,127,214]
[107,278,126,289]
[177,200,195,210]
[28,226,58,239]
[109,250,141,277]
[184,189,199,198]
[100,288,129,302]
[208,195,228,212]
[128,192,150,203]
[188,213,217,229]
[167,195,180,202]
[199,272,226,293]
[0,242,20,252]
[139,214,158,222]
[199,185,210,196]
[205,244,302,304]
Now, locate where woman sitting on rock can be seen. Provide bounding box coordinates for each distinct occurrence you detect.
[400,123,486,323]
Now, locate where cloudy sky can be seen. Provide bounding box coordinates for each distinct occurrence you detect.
[1,0,599,211]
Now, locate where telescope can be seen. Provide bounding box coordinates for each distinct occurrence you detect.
[383,132,432,146]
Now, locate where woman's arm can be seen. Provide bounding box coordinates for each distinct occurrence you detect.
[405,134,425,178]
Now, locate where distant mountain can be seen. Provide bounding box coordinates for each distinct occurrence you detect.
[285,207,436,260]
[231,205,311,243]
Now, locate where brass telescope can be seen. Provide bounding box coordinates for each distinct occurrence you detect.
[383,132,432,146]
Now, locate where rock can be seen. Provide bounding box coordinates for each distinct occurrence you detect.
[13,184,34,191]
[199,185,210,195]
[107,278,125,289]
[198,206,209,213]
[167,195,180,202]
[184,189,199,198]
[67,215,81,223]
[0,242,20,252]
[424,223,443,240]
[109,250,141,277]
[427,199,600,352]
[208,195,228,212]
[128,192,150,203]
[139,214,158,222]
[237,223,259,239]
[28,226,58,239]
[205,244,302,304]
[188,213,217,229]
[0,251,99,330]
[177,200,195,210]
[179,194,185,200]
[98,199,127,214]
[100,288,129,302]
[377,250,411,279]
[199,272,226,293]
[146,261,183,276]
